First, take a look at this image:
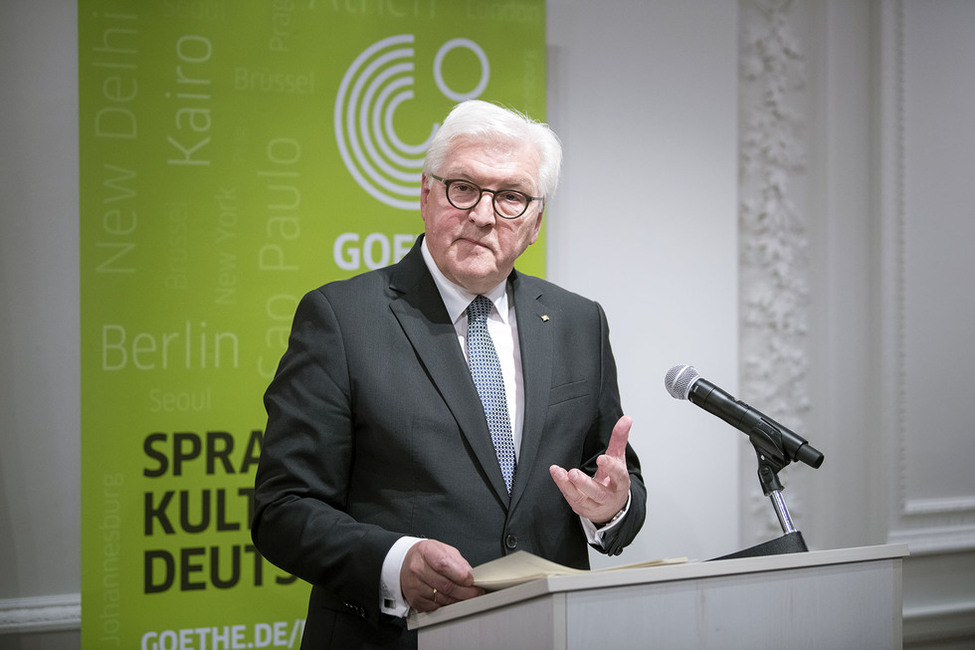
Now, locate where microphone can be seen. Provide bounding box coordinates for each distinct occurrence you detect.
[664,364,824,469]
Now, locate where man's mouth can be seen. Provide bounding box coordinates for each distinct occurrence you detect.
[457,236,491,251]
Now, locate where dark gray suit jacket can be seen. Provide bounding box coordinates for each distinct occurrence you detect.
[252,236,646,648]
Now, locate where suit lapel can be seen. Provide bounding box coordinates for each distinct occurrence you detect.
[388,239,512,505]
[508,272,554,511]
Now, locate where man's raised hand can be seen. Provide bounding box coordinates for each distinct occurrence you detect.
[549,415,632,525]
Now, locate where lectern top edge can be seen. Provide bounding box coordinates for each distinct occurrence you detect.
[409,543,909,631]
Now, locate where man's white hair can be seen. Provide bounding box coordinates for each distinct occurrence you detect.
[422,100,563,199]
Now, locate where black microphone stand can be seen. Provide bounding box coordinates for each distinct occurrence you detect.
[710,441,811,561]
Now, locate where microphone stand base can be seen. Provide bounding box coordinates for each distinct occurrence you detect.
[709,531,808,561]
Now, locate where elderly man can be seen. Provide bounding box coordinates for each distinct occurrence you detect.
[252,100,646,649]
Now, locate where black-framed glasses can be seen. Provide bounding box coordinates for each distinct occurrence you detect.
[430,174,543,219]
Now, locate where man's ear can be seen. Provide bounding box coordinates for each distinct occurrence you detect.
[529,203,544,244]
[419,174,430,220]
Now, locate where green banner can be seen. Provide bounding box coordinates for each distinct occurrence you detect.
[79,2,546,647]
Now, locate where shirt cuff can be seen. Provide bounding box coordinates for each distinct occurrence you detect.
[380,536,424,617]
[580,492,632,547]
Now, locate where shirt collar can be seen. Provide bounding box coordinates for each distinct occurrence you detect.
[420,237,509,325]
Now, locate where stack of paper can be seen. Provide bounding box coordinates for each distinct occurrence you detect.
[472,551,687,591]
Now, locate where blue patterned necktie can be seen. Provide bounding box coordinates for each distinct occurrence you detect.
[466,295,516,494]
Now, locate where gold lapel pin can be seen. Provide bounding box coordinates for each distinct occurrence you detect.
[541,314,550,322]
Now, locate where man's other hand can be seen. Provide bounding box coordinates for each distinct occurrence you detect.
[549,415,632,525]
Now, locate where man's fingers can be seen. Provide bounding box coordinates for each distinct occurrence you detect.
[604,415,632,460]
[550,465,590,494]
[551,465,607,511]
[402,540,483,612]
[592,416,632,488]
[417,540,475,585]
[595,452,630,484]
[550,465,588,506]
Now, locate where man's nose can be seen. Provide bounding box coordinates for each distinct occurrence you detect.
[468,192,497,225]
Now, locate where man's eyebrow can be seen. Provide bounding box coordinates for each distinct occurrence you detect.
[444,170,535,191]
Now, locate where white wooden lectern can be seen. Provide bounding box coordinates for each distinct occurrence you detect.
[409,544,908,649]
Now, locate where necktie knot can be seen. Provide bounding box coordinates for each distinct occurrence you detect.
[467,294,493,323]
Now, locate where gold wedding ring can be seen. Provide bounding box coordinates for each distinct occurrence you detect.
[432,587,438,604]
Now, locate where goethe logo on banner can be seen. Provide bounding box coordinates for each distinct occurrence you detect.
[336,35,490,211]
[79,2,546,648]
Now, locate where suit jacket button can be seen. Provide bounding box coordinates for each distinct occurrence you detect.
[504,534,518,550]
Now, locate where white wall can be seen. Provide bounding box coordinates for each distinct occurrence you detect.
[0,0,81,603]
[0,2,82,647]
[546,0,741,567]
[879,1,975,645]
[735,1,975,646]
